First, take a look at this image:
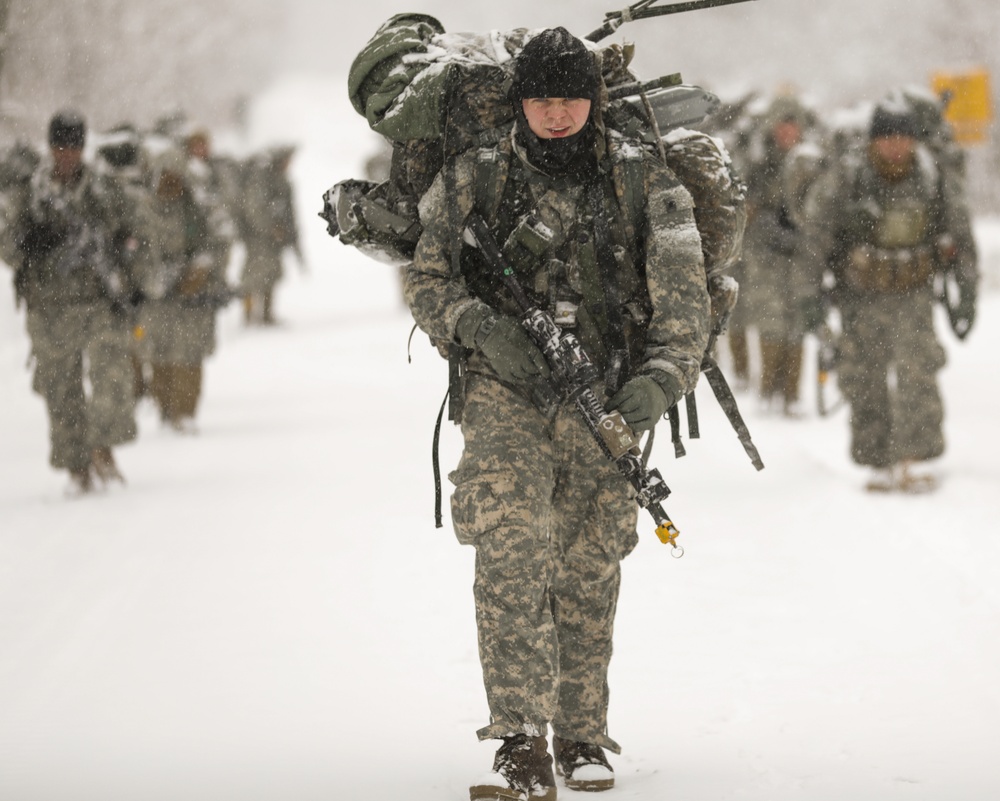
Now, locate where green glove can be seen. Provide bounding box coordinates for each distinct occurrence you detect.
[951,285,977,341]
[456,308,550,384]
[608,373,683,433]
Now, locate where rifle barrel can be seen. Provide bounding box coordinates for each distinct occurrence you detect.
[587,0,757,42]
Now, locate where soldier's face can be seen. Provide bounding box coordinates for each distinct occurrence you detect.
[51,147,83,182]
[187,135,210,161]
[772,120,802,152]
[521,98,592,140]
[156,171,185,200]
[871,134,916,166]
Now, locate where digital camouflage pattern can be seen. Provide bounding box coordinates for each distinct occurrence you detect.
[134,153,228,366]
[661,128,746,280]
[26,303,136,471]
[740,97,820,340]
[240,148,298,295]
[404,121,709,748]
[804,138,978,468]
[15,157,134,311]
[737,95,824,407]
[834,293,945,467]
[407,130,710,395]
[452,375,638,751]
[0,141,39,269]
[11,157,137,471]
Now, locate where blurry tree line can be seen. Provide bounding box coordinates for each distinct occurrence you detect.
[0,0,282,143]
[1,0,998,213]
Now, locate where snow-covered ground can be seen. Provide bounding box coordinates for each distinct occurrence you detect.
[1,74,999,801]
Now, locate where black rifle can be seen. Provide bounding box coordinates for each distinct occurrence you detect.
[586,0,759,42]
[466,213,684,555]
[814,293,844,418]
[936,263,975,341]
[816,321,842,417]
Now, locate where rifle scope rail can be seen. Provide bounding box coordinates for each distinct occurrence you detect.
[586,0,759,42]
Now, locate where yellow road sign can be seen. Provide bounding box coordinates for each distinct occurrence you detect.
[931,68,994,145]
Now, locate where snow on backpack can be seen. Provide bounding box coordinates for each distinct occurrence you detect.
[321,13,744,276]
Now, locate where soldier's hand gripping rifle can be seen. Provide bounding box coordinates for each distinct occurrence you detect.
[586,0,759,42]
[466,213,684,557]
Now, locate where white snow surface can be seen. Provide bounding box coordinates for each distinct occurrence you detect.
[2,73,999,801]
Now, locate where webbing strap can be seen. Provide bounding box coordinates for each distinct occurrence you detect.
[703,358,764,471]
[667,404,686,458]
[685,392,700,439]
[586,179,628,390]
[432,387,450,528]
[641,427,656,466]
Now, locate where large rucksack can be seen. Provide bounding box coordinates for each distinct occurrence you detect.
[322,14,743,276]
[322,13,761,473]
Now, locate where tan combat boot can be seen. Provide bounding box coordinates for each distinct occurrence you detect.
[898,460,938,494]
[262,290,277,325]
[67,466,94,496]
[553,736,614,792]
[91,447,125,485]
[865,465,897,493]
[470,734,557,801]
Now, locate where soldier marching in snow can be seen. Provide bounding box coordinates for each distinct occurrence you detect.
[182,125,242,257]
[739,93,823,415]
[5,111,140,492]
[0,140,40,266]
[402,28,713,800]
[94,122,157,400]
[239,145,299,325]
[132,147,231,433]
[801,97,979,493]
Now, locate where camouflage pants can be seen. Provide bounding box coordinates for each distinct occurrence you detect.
[837,289,946,468]
[26,303,136,471]
[450,374,639,754]
[138,299,218,365]
[744,248,809,341]
[759,337,803,403]
[240,243,283,294]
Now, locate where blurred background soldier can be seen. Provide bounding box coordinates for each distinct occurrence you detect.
[740,93,822,415]
[183,125,242,256]
[802,99,979,492]
[134,148,230,433]
[95,122,155,399]
[239,145,300,325]
[0,140,40,267]
[699,90,758,390]
[8,110,139,492]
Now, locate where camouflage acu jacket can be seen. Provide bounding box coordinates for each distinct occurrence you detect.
[240,156,298,253]
[13,160,134,312]
[804,143,978,296]
[404,125,711,402]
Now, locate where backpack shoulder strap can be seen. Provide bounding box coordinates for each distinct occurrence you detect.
[472,129,512,225]
[606,133,648,247]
